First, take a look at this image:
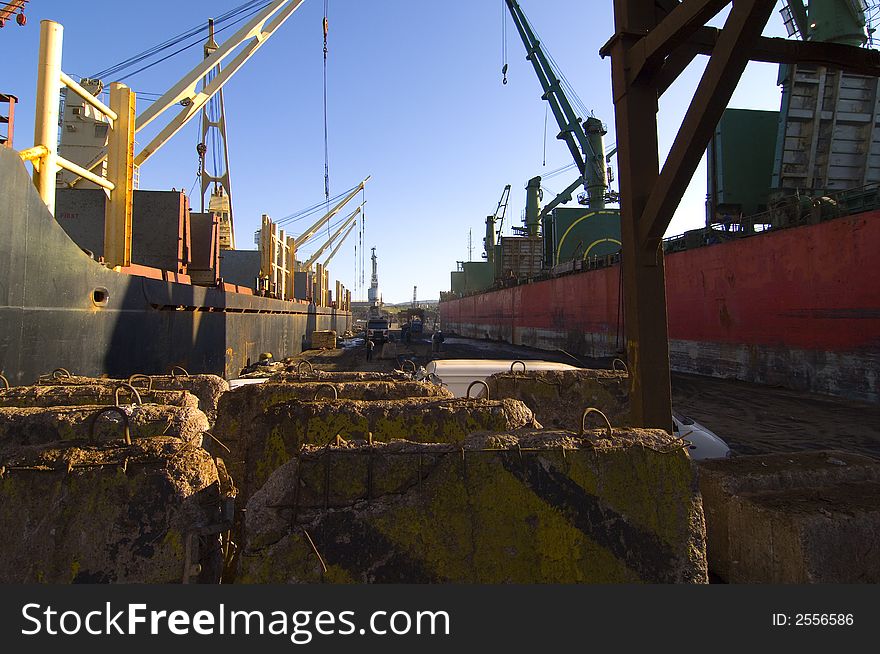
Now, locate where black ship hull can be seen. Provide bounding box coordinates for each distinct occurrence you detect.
[0,148,349,384]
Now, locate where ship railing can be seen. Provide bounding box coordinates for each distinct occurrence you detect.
[664,182,880,253]
[20,19,135,268]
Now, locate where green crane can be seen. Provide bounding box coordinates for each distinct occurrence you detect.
[504,0,609,220]
[780,0,867,46]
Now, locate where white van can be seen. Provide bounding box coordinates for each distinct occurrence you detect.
[424,359,730,460]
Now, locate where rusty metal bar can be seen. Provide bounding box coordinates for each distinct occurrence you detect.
[638,0,777,250]
[630,0,728,81]
[607,0,670,431]
[604,0,878,432]
[688,27,880,75]
[0,92,17,148]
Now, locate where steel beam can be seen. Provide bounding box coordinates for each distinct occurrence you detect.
[606,0,878,431]
[631,0,728,81]
[638,0,777,250]
[608,1,671,431]
[32,20,62,215]
[690,27,880,75]
[104,83,135,269]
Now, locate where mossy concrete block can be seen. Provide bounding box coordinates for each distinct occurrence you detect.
[0,405,210,446]
[273,371,413,382]
[137,375,228,424]
[34,374,228,425]
[239,367,413,381]
[214,381,453,450]
[725,481,880,583]
[233,398,540,504]
[0,437,223,583]
[697,450,880,581]
[0,385,199,411]
[239,429,707,584]
[483,369,632,430]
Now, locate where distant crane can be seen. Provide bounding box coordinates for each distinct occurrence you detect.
[503,0,610,210]
[368,247,381,305]
[483,183,510,262]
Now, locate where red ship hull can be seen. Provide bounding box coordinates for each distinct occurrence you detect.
[441,212,880,403]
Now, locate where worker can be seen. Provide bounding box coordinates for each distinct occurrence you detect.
[432,330,444,353]
[366,337,375,361]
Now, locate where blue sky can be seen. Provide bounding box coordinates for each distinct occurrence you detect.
[1,0,790,303]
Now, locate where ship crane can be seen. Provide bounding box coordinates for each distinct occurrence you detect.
[292,177,370,270]
[66,0,306,192]
[321,220,358,268]
[300,203,364,270]
[483,183,510,262]
[503,0,610,210]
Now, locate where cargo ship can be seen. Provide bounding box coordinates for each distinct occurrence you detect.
[441,0,880,405]
[0,4,354,384]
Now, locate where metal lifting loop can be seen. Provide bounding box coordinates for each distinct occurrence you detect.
[580,407,613,439]
[466,380,490,399]
[0,374,8,391]
[313,384,338,401]
[89,406,132,446]
[401,359,416,373]
[127,374,154,392]
[297,360,315,377]
[52,368,72,380]
[612,358,629,374]
[170,366,190,379]
[510,360,526,373]
[114,383,143,407]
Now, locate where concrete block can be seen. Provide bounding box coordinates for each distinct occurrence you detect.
[0,437,223,583]
[232,397,540,504]
[269,370,414,382]
[310,330,337,350]
[0,405,210,446]
[214,381,453,447]
[484,369,632,430]
[726,482,880,583]
[698,451,880,581]
[0,384,199,411]
[239,429,707,584]
[35,374,228,425]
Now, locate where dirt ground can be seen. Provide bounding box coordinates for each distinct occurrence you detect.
[294,333,880,460]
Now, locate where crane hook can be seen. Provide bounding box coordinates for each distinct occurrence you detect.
[502,63,508,85]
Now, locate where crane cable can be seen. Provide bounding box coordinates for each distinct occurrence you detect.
[91,0,272,80]
[323,0,331,228]
[501,0,508,85]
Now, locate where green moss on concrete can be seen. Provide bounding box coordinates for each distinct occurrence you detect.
[370,451,638,583]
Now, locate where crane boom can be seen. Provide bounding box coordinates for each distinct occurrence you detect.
[302,204,363,270]
[494,183,511,237]
[295,176,370,251]
[539,176,584,219]
[504,0,608,208]
[70,0,306,184]
[322,220,358,268]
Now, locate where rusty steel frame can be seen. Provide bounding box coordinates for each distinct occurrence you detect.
[602,0,880,430]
